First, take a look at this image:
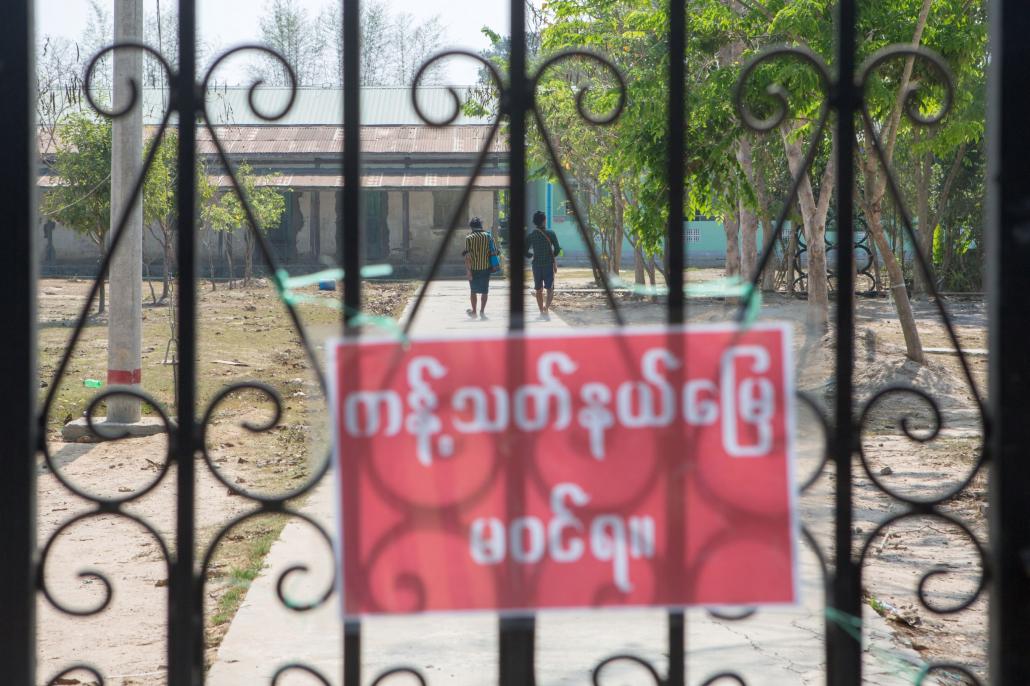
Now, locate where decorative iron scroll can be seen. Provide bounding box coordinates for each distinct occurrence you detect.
[39,40,339,684]
[733,40,987,685]
[792,224,878,295]
[34,5,987,686]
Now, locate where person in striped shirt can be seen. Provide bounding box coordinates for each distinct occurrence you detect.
[463,217,494,319]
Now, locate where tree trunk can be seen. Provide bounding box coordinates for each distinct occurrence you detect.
[929,143,968,292]
[739,196,758,282]
[736,137,760,283]
[861,140,925,362]
[855,0,932,359]
[161,223,174,302]
[612,184,625,276]
[93,244,107,314]
[869,229,883,291]
[865,201,925,363]
[225,234,235,289]
[782,125,834,332]
[783,224,800,295]
[244,231,254,286]
[645,254,658,302]
[913,144,934,297]
[724,208,741,278]
[634,244,645,286]
[205,229,217,291]
[753,153,778,292]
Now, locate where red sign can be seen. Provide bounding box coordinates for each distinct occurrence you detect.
[329,323,797,616]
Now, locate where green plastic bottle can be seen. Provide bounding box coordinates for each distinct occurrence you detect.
[83,379,103,388]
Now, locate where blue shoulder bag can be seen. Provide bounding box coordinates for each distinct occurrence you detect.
[488,235,501,272]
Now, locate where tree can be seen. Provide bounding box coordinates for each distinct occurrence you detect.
[42,113,113,313]
[144,0,177,90]
[853,0,986,361]
[390,13,447,86]
[37,35,87,166]
[143,129,215,301]
[699,0,985,349]
[255,0,324,86]
[482,0,985,347]
[536,0,743,291]
[319,0,394,86]
[81,0,113,92]
[206,164,287,286]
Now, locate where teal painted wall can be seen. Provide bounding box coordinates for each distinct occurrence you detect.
[527,180,773,267]
[524,180,915,269]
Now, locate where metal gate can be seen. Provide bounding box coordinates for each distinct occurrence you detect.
[3,0,1030,683]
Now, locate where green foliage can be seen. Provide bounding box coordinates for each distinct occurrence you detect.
[41,112,112,248]
[473,0,985,289]
[206,163,287,235]
[143,129,216,232]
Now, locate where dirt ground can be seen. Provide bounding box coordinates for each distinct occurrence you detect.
[554,268,989,681]
[35,277,414,685]
[36,269,988,683]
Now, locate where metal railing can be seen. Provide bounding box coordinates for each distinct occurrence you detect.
[4,0,1029,683]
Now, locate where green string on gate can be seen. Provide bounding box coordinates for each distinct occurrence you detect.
[824,607,945,684]
[276,264,395,291]
[271,265,409,343]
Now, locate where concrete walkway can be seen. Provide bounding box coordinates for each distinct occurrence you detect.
[209,280,933,685]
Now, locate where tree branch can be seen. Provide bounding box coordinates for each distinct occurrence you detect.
[931,142,968,231]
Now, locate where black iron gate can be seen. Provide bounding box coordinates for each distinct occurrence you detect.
[3,0,1030,683]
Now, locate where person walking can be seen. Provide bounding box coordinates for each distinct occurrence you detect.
[463,217,494,319]
[525,210,561,320]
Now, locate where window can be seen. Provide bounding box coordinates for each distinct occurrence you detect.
[686,227,701,242]
[433,190,464,229]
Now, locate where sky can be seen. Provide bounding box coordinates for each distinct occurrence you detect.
[36,0,510,85]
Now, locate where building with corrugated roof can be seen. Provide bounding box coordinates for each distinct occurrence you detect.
[39,86,511,275]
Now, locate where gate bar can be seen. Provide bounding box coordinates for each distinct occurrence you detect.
[342,0,362,329]
[507,0,527,331]
[0,0,37,682]
[989,1,1030,682]
[172,0,199,683]
[342,0,363,679]
[829,0,862,683]
[665,0,686,681]
[500,0,534,680]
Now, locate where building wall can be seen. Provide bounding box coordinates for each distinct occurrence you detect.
[49,180,896,276]
[406,191,436,263]
[531,180,773,268]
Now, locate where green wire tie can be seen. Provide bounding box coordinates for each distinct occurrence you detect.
[825,606,934,683]
[274,265,393,305]
[269,266,409,344]
[277,264,394,291]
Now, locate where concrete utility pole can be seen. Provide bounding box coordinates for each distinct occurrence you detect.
[107,0,144,423]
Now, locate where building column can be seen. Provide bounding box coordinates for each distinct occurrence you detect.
[402,191,411,261]
[310,190,321,261]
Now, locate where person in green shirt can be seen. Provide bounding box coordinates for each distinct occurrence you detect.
[525,210,561,320]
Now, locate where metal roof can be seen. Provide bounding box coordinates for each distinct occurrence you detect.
[40,171,509,190]
[194,125,504,156]
[207,171,509,189]
[61,87,494,126]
